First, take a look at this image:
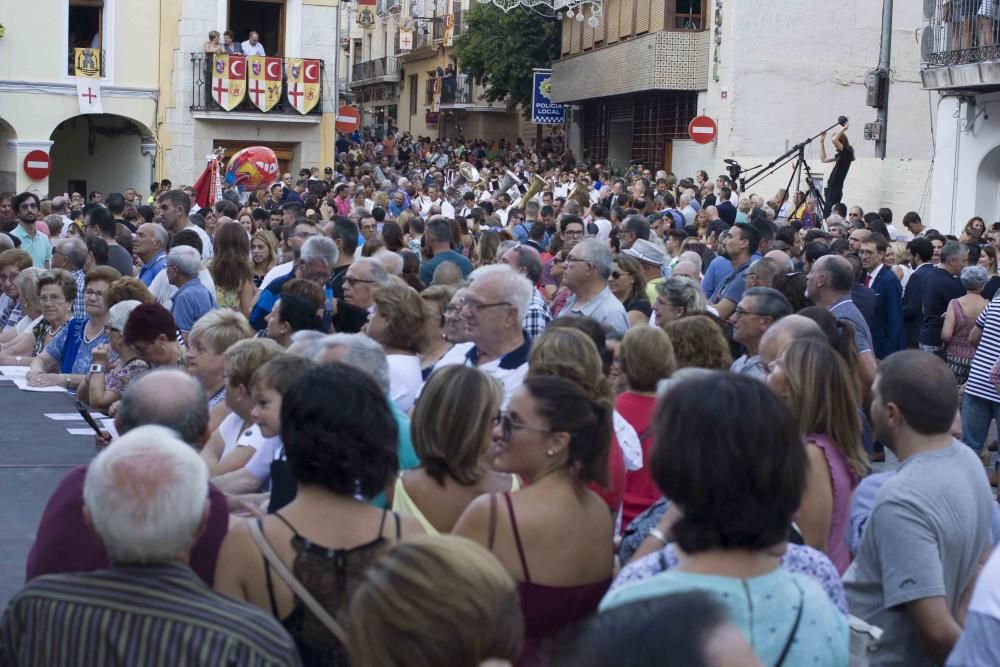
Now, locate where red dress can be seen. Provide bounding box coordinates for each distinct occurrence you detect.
[616,391,659,527]
[586,432,626,513]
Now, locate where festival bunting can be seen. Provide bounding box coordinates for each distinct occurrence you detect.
[211,54,246,111]
[286,58,321,115]
[247,56,282,112]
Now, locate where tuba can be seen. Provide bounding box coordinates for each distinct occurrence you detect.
[514,174,547,208]
[492,169,524,202]
[445,162,483,207]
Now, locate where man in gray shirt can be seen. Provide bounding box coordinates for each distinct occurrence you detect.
[558,238,629,335]
[844,351,992,666]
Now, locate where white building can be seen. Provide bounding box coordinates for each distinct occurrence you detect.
[922,0,1000,233]
[552,0,933,223]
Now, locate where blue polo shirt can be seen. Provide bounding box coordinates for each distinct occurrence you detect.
[11,225,52,268]
[172,278,217,333]
[137,252,167,286]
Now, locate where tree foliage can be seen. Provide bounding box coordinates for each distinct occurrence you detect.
[454,5,560,115]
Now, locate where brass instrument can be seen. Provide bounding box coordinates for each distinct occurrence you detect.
[492,169,524,202]
[567,178,590,206]
[513,173,547,208]
[445,162,484,207]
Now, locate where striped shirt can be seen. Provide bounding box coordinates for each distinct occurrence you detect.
[0,563,300,667]
[967,296,1000,404]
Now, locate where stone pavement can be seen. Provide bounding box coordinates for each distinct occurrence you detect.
[0,380,94,607]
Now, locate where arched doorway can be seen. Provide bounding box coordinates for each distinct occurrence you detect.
[976,144,1000,226]
[48,114,155,198]
[0,118,17,193]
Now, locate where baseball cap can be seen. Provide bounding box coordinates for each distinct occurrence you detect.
[324,166,333,174]
[624,238,666,266]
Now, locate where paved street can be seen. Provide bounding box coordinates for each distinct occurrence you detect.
[0,379,94,607]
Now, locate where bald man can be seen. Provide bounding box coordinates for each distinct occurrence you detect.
[758,314,827,369]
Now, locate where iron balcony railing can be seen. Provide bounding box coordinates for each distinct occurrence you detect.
[922,0,1000,66]
[432,10,465,42]
[377,0,402,13]
[352,55,399,83]
[395,25,435,53]
[425,72,474,106]
[189,53,324,115]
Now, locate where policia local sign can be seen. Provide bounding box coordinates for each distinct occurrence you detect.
[532,69,564,125]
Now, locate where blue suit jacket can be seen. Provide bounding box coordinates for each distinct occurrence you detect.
[902,263,933,348]
[868,266,905,359]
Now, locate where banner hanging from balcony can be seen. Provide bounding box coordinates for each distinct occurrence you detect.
[444,12,455,47]
[247,56,283,112]
[286,58,321,115]
[531,69,564,125]
[357,0,376,26]
[212,54,247,111]
[399,27,413,51]
[74,48,103,115]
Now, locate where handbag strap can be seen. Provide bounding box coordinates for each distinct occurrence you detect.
[246,518,349,645]
[774,580,805,667]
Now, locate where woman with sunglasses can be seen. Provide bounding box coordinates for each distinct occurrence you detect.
[454,375,614,667]
[608,254,651,327]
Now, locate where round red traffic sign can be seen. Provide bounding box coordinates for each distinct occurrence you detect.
[23,150,51,180]
[335,105,361,134]
[688,116,718,145]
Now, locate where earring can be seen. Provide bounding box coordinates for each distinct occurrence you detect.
[545,448,555,456]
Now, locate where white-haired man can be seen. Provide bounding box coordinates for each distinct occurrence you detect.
[8,422,297,665]
[167,245,216,341]
[558,238,629,335]
[440,265,533,406]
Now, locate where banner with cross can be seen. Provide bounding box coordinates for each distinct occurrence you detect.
[247,56,282,112]
[285,58,321,115]
[74,48,103,115]
[211,54,246,111]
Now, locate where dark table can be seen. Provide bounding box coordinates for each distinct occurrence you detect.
[0,380,96,607]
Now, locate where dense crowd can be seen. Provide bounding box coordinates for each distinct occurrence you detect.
[0,132,999,666]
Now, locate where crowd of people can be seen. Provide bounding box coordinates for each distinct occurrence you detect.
[1,132,1000,666]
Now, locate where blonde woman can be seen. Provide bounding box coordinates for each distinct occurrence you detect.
[251,230,279,288]
[391,366,518,534]
[348,535,523,667]
[766,339,868,574]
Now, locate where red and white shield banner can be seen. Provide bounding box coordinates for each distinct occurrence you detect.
[212,54,246,111]
[247,56,282,112]
[286,58,321,115]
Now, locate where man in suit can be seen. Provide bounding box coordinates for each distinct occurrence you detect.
[902,237,934,348]
[601,180,625,210]
[859,233,904,358]
[716,186,738,226]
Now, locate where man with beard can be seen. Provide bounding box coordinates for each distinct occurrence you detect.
[10,192,52,268]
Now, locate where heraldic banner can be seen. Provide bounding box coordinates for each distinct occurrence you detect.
[212,54,246,111]
[286,58,321,115]
[247,56,282,112]
[74,48,103,115]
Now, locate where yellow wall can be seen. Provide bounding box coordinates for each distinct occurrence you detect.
[155,0,182,178]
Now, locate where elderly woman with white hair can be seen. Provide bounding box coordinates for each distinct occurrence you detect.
[0,267,43,346]
[943,264,990,386]
[76,300,149,413]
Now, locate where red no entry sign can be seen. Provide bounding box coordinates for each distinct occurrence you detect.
[335,106,361,133]
[23,150,51,180]
[688,116,718,144]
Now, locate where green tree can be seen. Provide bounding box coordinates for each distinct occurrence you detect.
[454,5,560,116]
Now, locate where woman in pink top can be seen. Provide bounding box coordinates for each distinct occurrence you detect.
[942,265,989,386]
[615,326,676,526]
[766,339,869,574]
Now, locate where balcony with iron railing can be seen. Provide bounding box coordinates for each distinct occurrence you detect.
[432,10,465,42]
[189,53,323,117]
[425,72,475,107]
[395,24,436,57]
[921,0,1000,89]
[351,55,400,87]
[377,0,402,13]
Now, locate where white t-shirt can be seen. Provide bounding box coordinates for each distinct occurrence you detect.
[593,218,612,242]
[182,223,214,260]
[243,425,284,482]
[217,412,250,459]
[387,354,423,413]
[258,260,294,292]
[419,197,455,219]
[151,267,216,310]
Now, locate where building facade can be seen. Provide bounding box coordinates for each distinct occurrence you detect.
[349,0,529,140]
[553,0,932,221]
[0,0,159,195]
[922,0,1000,233]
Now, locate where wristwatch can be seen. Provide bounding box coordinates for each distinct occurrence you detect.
[14,356,22,366]
[89,363,105,375]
